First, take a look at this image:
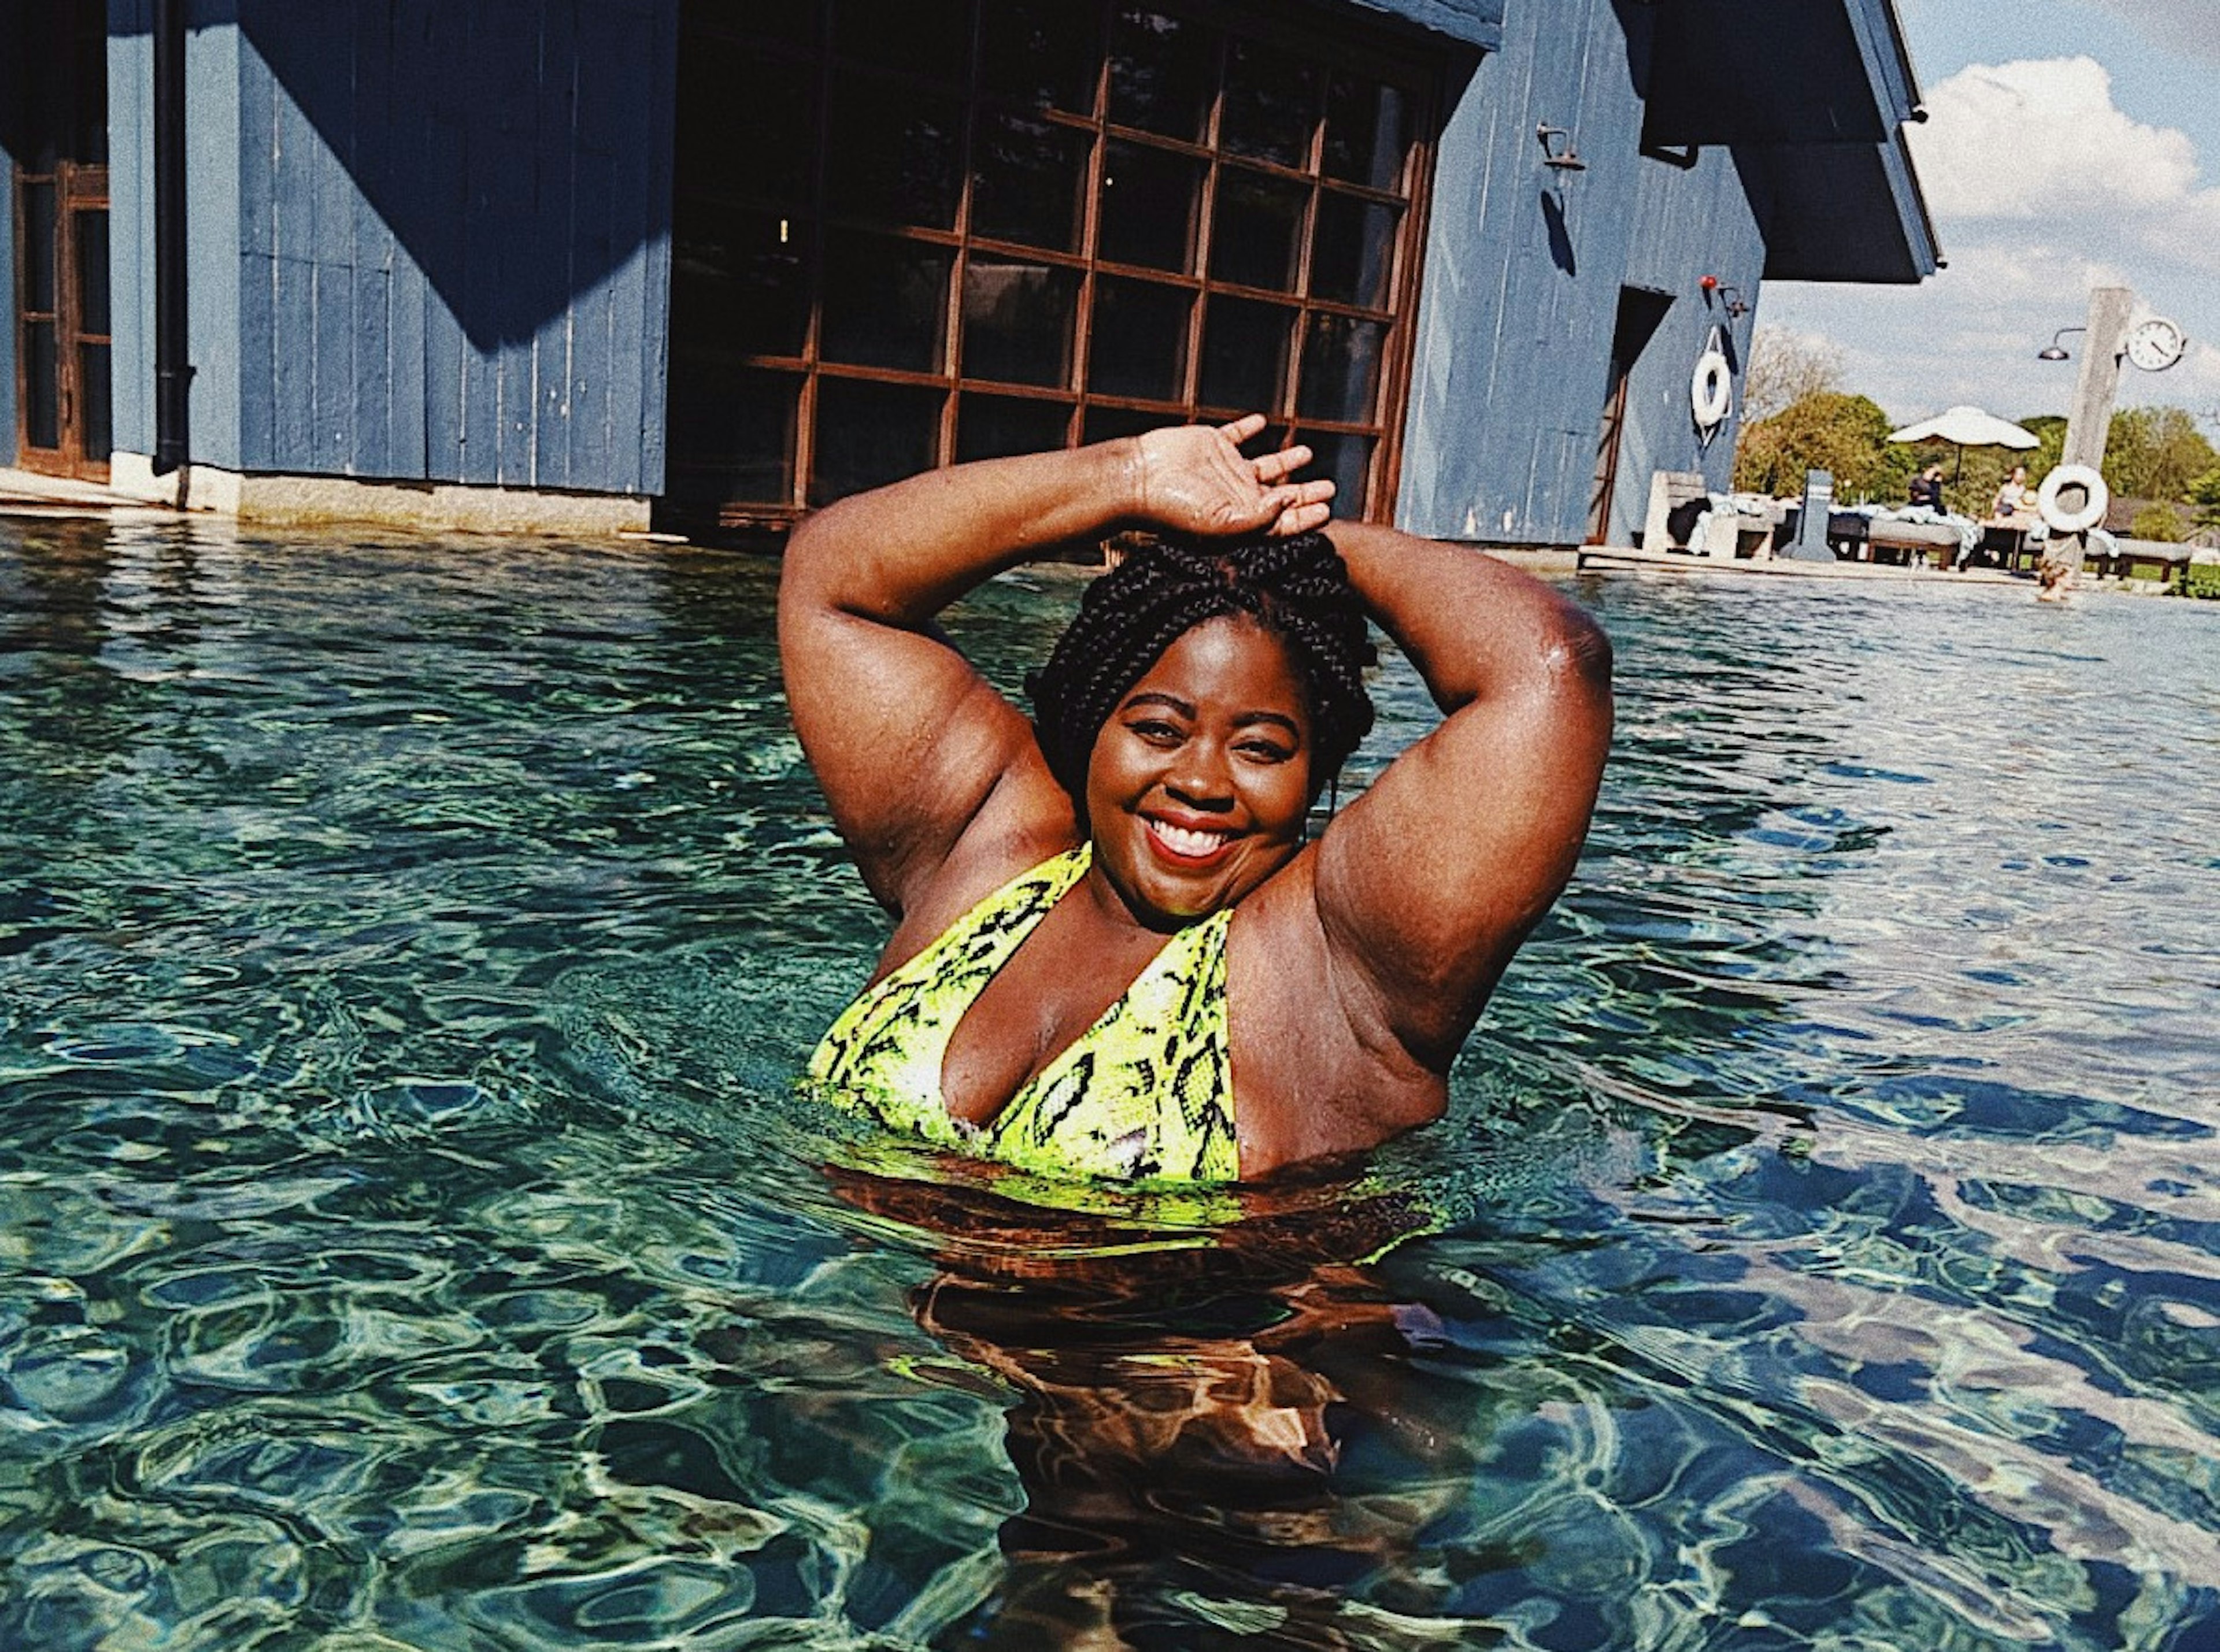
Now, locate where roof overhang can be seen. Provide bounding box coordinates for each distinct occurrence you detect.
[1338,0,1503,51]
[1643,0,1939,282]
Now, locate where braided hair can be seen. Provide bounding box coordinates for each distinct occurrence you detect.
[1026,529,1377,806]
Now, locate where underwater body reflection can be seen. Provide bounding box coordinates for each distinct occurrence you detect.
[1,519,2218,1649]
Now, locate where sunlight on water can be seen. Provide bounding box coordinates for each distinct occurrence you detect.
[2,518,2216,1649]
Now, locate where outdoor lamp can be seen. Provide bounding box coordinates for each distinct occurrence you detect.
[2038,326,2085,362]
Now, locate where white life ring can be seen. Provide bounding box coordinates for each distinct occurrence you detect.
[1690,350,1733,429]
[2037,464,2108,535]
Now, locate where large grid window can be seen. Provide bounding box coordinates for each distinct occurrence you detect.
[664,0,1436,527]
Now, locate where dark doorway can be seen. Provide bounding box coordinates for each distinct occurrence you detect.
[12,0,110,480]
[1585,287,1671,545]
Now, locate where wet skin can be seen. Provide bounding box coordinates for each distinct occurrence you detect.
[1082,616,1315,932]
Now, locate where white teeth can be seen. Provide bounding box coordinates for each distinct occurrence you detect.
[1150,820,1231,857]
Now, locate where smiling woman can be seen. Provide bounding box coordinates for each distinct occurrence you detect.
[779,416,1614,1183]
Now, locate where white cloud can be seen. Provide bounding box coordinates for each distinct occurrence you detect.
[1910,57,2198,217]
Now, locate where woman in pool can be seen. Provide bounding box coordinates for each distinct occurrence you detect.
[781,415,1612,1183]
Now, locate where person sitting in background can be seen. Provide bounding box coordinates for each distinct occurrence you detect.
[1991,465,2038,527]
[1907,463,1945,512]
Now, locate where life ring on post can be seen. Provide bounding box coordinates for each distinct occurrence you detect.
[1690,348,1733,430]
[2036,464,2108,535]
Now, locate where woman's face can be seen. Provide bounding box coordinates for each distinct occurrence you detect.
[1084,616,1315,929]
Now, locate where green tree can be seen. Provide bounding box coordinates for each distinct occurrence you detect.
[2188,466,2220,530]
[2130,502,2186,542]
[2104,406,2217,501]
[1734,391,1910,503]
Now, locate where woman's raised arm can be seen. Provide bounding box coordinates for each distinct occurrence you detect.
[778,419,1331,915]
[1309,522,1614,1068]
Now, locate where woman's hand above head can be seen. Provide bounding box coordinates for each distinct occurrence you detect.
[1134,414,1336,540]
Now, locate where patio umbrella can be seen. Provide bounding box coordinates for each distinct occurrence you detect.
[1887,405,2040,479]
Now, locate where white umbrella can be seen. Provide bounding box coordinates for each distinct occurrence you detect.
[1888,405,2040,479]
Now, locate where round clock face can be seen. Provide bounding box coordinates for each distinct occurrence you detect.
[2127,317,2186,372]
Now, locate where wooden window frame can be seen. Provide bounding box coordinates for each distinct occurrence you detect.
[665,0,1444,529]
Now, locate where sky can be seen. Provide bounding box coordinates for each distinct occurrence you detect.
[1759,0,2220,435]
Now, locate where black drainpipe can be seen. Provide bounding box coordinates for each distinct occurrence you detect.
[151,0,190,497]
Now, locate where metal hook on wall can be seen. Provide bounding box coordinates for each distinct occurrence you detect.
[1536,124,1586,171]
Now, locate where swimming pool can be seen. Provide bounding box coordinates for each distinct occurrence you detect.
[3,517,2217,1650]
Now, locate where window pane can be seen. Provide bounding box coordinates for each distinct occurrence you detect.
[812,378,945,503]
[1296,314,1386,423]
[1310,194,1399,309]
[665,364,800,504]
[961,258,1078,387]
[1089,277,1191,401]
[25,182,58,313]
[825,79,962,228]
[671,210,810,358]
[1323,73,1410,191]
[1211,168,1307,292]
[1221,40,1318,169]
[980,0,1101,112]
[79,342,112,459]
[834,0,967,84]
[679,42,816,209]
[1084,405,1179,445]
[1302,430,1373,516]
[957,393,1074,461]
[74,211,110,338]
[820,232,950,372]
[972,112,1090,252]
[1107,7,1212,141]
[748,0,825,50]
[1098,141,1201,273]
[1198,297,1293,414]
[25,321,60,450]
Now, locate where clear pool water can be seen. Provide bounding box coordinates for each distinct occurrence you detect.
[3,517,2218,1650]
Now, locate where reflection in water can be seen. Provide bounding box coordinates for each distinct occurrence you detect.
[3,521,2218,1648]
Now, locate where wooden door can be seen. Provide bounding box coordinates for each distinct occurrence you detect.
[15,162,111,480]
[13,0,110,481]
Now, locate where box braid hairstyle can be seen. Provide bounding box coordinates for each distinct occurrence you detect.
[1026,529,1377,812]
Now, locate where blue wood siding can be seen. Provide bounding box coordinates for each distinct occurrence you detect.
[1397,0,1767,545]
[0,2,18,466]
[108,4,150,461]
[99,1,678,491]
[227,0,677,494]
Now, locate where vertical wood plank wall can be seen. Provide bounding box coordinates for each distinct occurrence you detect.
[1398,0,1765,545]
[0,0,19,465]
[109,0,679,495]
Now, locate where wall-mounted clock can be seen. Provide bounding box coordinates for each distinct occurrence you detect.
[2126,316,2187,372]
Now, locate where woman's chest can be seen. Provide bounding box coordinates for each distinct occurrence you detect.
[936,896,1174,1126]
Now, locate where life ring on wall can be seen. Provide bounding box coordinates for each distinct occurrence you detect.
[1690,347,1733,430]
[2037,464,2109,535]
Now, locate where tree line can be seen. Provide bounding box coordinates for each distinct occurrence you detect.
[1732,329,2219,541]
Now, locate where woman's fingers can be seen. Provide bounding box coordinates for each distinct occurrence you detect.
[1252,443,1315,484]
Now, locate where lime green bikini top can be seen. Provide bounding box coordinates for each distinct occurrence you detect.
[806,844,1240,1183]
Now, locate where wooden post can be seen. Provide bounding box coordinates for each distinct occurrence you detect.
[2045,286,2134,584]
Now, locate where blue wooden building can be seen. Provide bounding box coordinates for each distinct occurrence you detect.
[2,0,1934,546]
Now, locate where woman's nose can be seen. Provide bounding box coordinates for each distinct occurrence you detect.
[1164,739,1234,806]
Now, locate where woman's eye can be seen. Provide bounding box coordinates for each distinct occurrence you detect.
[1237,739,1294,764]
[1127,720,1182,744]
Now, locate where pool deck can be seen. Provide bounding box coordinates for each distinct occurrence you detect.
[1575,545,2025,584]
[0,466,185,524]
